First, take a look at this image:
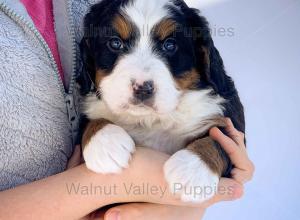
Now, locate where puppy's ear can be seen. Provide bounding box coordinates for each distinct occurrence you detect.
[77,38,96,95]
[186,8,245,133]
[77,2,109,96]
[187,8,235,97]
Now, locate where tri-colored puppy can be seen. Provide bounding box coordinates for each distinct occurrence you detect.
[78,0,245,203]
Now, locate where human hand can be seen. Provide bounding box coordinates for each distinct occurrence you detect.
[84,118,254,220]
[87,203,205,220]
[209,118,255,185]
[67,145,84,170]
[201,118,255,207]
[127,120,254,207]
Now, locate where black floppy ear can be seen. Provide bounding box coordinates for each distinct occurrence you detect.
[186,8,236,97]
[77,38,96,95]
[186,7,245,131]
[202,41,237,97]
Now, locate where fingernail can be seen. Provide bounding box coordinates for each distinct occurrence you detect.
[106,210,120,220]
[232,185,244,199]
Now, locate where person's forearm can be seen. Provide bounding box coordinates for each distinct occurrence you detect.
[0,165,122,219]
[0,148,172,220]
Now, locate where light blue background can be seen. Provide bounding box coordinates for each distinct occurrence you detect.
[186,0,300,219]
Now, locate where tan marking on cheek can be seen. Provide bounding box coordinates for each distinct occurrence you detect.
[155,19,177,40]
[175,68,200,90]
[82,119,112,150]
[112,14,133,40]
[95,69,108,87]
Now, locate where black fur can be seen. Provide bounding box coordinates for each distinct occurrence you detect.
[77,0,245,177]
[78,0,139,96]
[182,5,245,176]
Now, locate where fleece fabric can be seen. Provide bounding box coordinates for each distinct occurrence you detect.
[0,0,98,191]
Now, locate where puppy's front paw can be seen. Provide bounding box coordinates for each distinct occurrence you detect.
[164,149,219,203]
[83,124,135,174]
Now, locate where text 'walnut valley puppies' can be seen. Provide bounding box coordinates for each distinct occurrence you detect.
[77,0,245,203]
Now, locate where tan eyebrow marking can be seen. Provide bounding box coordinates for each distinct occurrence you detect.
[155,18,177,40]
[112,14,133,40]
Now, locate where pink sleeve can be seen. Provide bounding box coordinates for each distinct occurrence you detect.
[20,0,65,85]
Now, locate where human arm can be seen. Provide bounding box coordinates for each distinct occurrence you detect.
[84,118,254,220]
[0,118,253,220]
[0,143,215,220]
[0,147,168,220]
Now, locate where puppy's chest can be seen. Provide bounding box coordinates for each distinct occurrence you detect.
[85,90,225,154]
[122,126,187,154]
[116,108,225,154]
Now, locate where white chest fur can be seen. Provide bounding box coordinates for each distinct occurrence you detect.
[84,89,225,154]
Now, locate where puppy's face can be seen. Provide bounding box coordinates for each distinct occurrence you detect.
[82,0,212,116]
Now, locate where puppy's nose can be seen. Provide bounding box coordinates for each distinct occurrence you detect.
[133,80,155,102]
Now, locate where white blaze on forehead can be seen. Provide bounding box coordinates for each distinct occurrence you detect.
[121,0,173,48]
[122,0,172,28]
[97,0,181,116]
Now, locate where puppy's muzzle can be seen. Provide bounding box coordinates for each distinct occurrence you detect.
[132,80,155,102]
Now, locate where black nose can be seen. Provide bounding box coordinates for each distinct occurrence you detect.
[133,81,155,102]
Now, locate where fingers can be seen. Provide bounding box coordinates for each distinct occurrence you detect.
[210,127,250,170]
[67,145,83,169]
[101,179,242,220]
[88,209,106,220]
[209,119,255,184]
[224,118,245,146]
[201,178,243,208]
[215,178,244,202]
[231,167,254,184]
[105,204,141,220]
[209,127,238,156]
[104,203,204,220]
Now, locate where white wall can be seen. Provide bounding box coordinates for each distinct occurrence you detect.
[185,0,300,219]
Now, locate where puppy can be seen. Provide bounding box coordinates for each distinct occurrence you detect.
[78,0,245,203]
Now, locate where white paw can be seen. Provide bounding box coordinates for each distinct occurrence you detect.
[83,124,135,174]
[164,149,219,203]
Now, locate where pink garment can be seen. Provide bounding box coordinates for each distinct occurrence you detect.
[20,0,64,84]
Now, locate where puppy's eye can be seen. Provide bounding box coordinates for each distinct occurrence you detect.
[108,37,124,51]
[163,38,177,53]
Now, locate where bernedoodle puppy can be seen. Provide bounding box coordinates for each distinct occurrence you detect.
[77,0,245,203]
